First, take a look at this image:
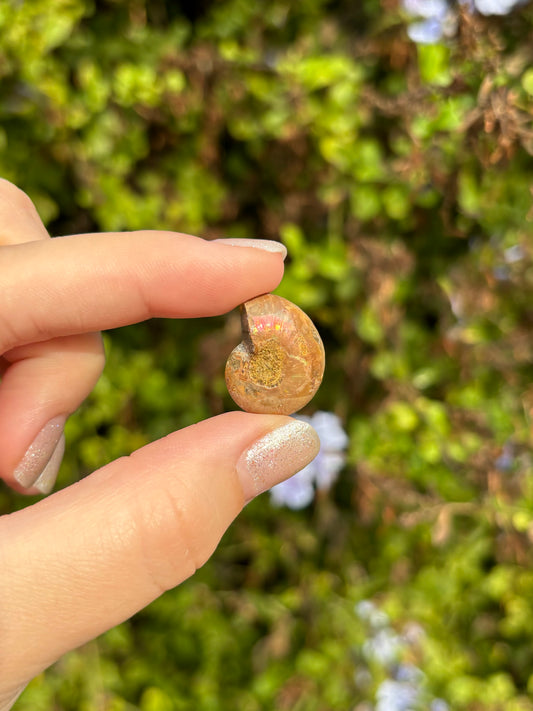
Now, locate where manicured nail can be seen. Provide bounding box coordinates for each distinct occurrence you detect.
[13,416,65,489]
[1,683,27,711]
[214,238,287,260]
[33,433,66,494]
[236,420,320,501]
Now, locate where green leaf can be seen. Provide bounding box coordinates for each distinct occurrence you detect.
[417,44,452,86]
[521,68,533,95]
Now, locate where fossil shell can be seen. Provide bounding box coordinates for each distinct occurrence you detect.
[225,294,325,415]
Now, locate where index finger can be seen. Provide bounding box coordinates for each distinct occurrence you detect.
[0,231,285,353]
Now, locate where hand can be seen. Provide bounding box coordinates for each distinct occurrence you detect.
[0,180,320,709]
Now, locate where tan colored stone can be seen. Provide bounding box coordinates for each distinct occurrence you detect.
[225,294,325,415]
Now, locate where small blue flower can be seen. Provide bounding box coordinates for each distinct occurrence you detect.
[355,600,449,710]
[355,599,390,629]
[495,442,514,472]
[473,0,525,15]
[376,679,420,711]
[404,0,527,46]
[403,0,448,18]
[363,628,404,667]
[402,0,451,43]
[269,467,315,509]
[355,599,378,622]
[269,411,348,509]
[408,17,446,43]
[493,265,511,281]
[395,663,424,684]
[504,244,525,263]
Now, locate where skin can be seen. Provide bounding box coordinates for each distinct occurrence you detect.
[0,179,298,708]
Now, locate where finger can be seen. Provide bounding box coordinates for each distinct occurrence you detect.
[0,230,285,353]
[0,412,320,694]
[0,179,49,245]
[0,333,105,493]
[0,231,283,492]
[0,181,105,494]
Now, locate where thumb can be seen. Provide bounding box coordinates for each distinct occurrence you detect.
[0,413,319,698]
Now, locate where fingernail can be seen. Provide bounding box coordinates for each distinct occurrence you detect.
[214,238,287,260]
[33,433,65,494]
[1,684,27,711]
[236,420,320,501]
[13,416,65,489]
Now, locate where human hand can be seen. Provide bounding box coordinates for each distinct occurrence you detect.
[0,180,320,709]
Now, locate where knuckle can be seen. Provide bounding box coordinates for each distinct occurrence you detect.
[83,333,106,385]
[0,179,36,212]
[0,179,48,245]
[132,481,207,596]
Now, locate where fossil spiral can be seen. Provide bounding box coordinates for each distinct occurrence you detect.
[225,294,325,415]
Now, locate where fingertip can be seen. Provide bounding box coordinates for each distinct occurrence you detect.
[0,231,286,351]
[0,179,49,244]
[0,333,104,493]
[195,236,286,310]
[236,419,320,502]
[0,412,319,684]
[33,433,66,495]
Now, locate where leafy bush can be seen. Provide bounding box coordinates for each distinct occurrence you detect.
[2,0,533,708]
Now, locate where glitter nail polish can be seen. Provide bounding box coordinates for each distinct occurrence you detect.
[0,683,27,711]
[33,433,66,494]
[13,416,65,489]
[236,420,320,502]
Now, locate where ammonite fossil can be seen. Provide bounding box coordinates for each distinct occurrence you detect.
[225,294,325,415]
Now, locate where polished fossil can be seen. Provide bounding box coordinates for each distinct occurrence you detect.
[225,294,325,415]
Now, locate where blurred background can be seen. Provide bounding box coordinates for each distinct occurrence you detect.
[2,0,533,708]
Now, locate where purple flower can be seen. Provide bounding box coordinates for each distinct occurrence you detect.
[269,411,348,509]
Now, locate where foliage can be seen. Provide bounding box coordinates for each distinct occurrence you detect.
[2,0,533,708]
